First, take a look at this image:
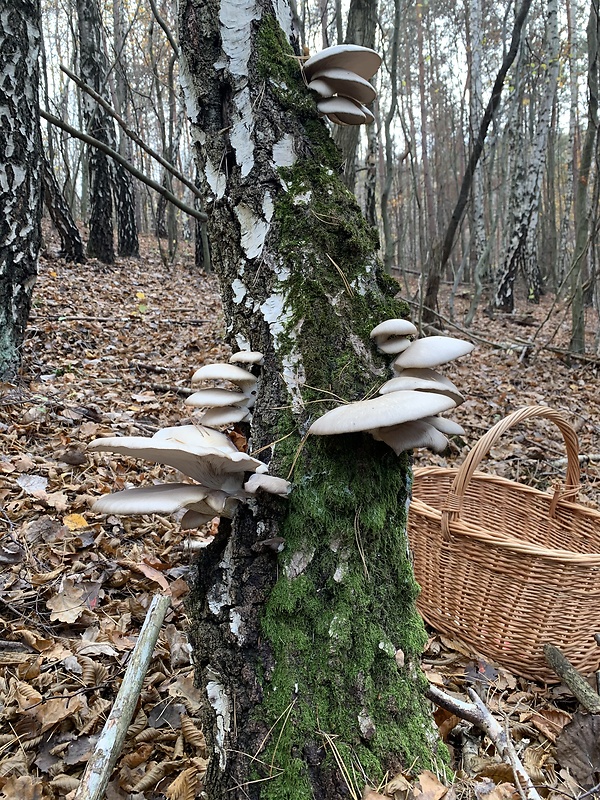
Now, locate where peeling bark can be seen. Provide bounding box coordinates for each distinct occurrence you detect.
[180,2,444,797]
[0,0,42,379]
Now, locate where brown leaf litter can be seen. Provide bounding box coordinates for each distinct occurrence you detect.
[1,228,600,797]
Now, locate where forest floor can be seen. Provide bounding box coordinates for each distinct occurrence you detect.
[1,226,600,800]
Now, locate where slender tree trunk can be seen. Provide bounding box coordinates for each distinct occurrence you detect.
[423,0,532,321]
[332,0,377,192]
[41,153,85,263]
[179,1,443,797]
[570,0,599,353]
[0,0,42,378]
[494,0,559,311]
[77,0,114,263]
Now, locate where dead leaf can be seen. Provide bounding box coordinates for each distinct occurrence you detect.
[63,513,89,530]
[529,707,571,743]
[0,775,44,800]
[412,770,447,800]
[16,474,48,496]
[46,578,86,623]
[473,779,519,800]
[556,711,600,790]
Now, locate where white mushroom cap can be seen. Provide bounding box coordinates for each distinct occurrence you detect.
[308,78,335,98]
[229,351,264,365]
[379,374,464,406]
[393,336,474,369]
[370,319,417,354]
[304,44,382,81]
[92,483,239,519]
[88,425,264,492]
[317,96,366,125]
[244,473,291,497]
[93,483,213,515]
[421,416,465,435]
[371,420,449,454]
[311,67,376,104]
[185,388,250,408]
[358,102,375,124]
[199,407,251,427]
[191,363,257,390]
[308,391,455,436]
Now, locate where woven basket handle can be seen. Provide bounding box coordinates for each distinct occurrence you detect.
[441,406,580,537]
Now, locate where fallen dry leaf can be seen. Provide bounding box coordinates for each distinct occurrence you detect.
[412,770,447,800]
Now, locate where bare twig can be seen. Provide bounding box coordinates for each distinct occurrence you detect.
[426,684,543,800]
[40,110,207,223]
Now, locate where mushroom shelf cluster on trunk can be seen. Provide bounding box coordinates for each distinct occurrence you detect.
[89,350,290,529]
[304,44,382,126]
[309,321,474,454]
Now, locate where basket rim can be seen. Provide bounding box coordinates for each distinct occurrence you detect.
[409,477,600,564]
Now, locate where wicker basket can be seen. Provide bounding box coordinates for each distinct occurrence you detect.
[409,405,600,682]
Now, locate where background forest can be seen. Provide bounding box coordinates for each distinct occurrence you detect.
[2,0,600,798]
[36,0,599,354]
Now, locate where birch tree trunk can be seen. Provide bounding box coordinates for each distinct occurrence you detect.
[41,152,85,263]
[494,0,559,311]
[77,0,114,263]
[570,0,599,353]
[179,1,444,797]
[0,0,42,379]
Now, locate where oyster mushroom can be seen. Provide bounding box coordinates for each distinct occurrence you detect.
[308,391,455,437]
[392,336,474,370]
[370,319,418,354]
[304,44,382,82]
[88,425,264,492]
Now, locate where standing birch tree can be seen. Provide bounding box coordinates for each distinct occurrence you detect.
[494,0,560,311]
[0,0,42,379]
[179,0,444,797]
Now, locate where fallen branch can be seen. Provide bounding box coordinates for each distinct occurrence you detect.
[40,110,207,223]
[426,684,543,800]
[543,644,600,713]
[72,593,171,800]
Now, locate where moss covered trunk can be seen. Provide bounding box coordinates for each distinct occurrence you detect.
[179,2,444,796]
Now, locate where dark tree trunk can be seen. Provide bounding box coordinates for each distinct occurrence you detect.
[0,0,42,379]
[180,1,443,798]
[113,161,140,257]
[41,153,85,263]
[77,0,114,264]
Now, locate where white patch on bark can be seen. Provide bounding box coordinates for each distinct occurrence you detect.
[206,666,231,769]
[281,351,306,413]
[207,537,235,615]
[272,0,293,38]
[358,709,376,740]
[272,134,296,168]
[285,546,315,579]
[235,332,252,351]
[205,156,226,200]
[234,197,273,260]
[232,278,247,304]
[218,0,258,176]
[293,190,312,206]
[229,608,245,643]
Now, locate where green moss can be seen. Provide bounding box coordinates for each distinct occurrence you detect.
[255,15,317,115]
[243,13,448,798]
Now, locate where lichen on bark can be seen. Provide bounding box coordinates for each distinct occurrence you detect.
[180,1,447,796]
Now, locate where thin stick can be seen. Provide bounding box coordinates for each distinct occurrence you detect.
[40,110,207,223]
[543,644,600,713]
[426,684,543,800]
[72,594,171,800]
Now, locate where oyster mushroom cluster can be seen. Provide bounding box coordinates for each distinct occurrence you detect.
[89,350,290,530]
[304,44,381,126]
[309,319,474,454]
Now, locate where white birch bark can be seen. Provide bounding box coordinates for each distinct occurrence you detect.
[0,0,42,378]
[494,0,560,311]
